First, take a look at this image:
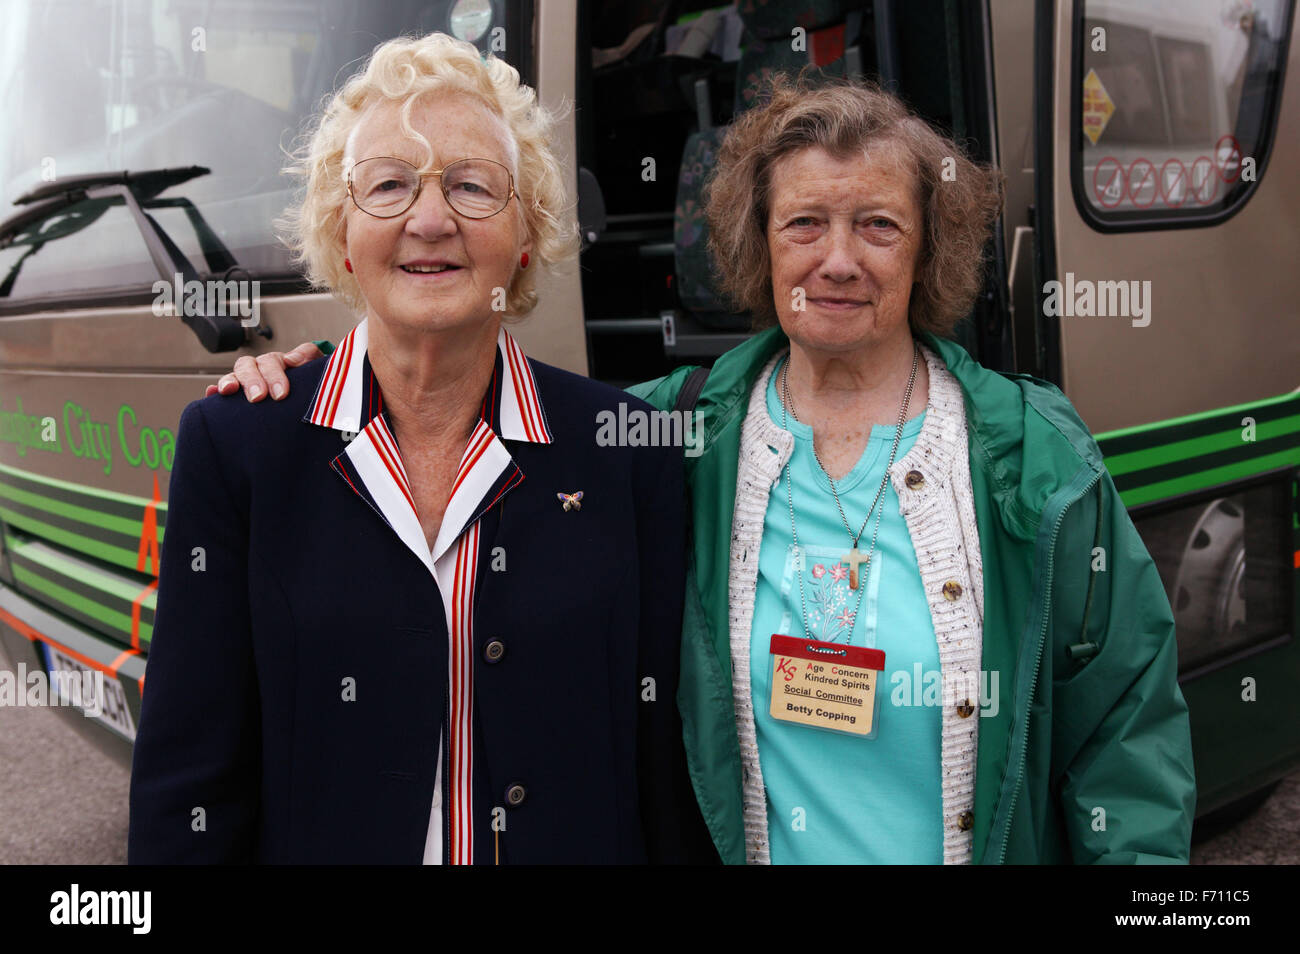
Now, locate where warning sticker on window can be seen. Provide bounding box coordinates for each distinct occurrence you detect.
[1082,68,1115,145]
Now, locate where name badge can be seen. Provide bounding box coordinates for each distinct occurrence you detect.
[768,635,884,738]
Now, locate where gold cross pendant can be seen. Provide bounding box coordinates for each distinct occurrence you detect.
[842,547,869,590]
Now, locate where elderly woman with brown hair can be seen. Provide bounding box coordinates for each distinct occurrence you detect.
[211,72,1196,866]
[630,73,1196,865]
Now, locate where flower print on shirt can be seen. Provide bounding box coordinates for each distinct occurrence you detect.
[803,558,857,643]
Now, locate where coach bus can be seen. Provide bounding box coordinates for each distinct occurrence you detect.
[0,0,1295,837]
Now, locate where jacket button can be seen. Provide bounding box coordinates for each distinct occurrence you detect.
[957,811,974,831]
[956,699,975,718]
[505,784,526,807]
[905,469,925,489]
[484,639,505,663]
[942,580,963,601]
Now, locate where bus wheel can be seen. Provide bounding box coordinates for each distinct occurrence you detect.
[1172,497,1247,649]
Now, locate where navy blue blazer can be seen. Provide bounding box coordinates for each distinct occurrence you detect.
[128,332,713,864]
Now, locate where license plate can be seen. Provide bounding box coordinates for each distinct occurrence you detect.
[42,644,136,741]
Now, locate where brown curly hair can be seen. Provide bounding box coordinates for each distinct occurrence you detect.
[705,71,1004,337]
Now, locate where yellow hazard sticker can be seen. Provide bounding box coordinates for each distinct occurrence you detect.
[1082,68,1115,145]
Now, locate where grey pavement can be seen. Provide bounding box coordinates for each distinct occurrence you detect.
[0,697,1295,864]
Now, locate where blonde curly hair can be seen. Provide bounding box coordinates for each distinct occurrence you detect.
[706,71,1004,337]
[279,32,578,318]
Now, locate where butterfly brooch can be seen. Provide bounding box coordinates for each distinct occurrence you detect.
[557,491,583,512]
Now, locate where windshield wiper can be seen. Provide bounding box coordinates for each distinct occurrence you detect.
[0,166,247,352]
[0,198,115,295]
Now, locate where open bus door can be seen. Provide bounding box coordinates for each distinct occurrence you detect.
[575,0,1010,382]
[1026,0,1300,818]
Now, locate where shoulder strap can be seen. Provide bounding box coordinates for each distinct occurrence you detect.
[672,366,711,415]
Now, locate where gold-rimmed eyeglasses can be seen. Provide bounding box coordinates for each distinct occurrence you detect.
[346,156,516,219]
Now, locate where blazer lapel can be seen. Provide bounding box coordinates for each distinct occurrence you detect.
[432,419,522,564]
[333,413,435,575]
[304,321,549,571]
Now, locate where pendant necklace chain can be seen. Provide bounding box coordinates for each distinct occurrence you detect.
[781,341,920,641]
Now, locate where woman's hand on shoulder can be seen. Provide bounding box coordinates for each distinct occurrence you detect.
[204,342,323,401]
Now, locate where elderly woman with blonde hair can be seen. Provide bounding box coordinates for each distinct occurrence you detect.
[210,69,1197,865]
[128,32,710,865]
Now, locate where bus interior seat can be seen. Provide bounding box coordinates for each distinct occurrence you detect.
[673,125,729,315]
[673,1,878,330]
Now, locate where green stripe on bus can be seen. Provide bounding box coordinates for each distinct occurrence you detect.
[0,461,169,513]
[6,549,155,647]
[0,507,148,571]
[0,477,165,540]
[7,553,156,619]
[7,552,151,631]
[7,536,158,606]
[1111,433,1297,492]
[10,564,143,641]
[1118,448,1300,508]
[1103,414,1300,476]
[1094,390,1300,443]
[0,496,147,555]
[0,465,167,524]
[10,570,137,650]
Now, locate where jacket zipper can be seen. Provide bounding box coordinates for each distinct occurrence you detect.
[996,468,1103,864]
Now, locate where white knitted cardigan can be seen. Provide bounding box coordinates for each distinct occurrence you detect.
[728,343,986,864]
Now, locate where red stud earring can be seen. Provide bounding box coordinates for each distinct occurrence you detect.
[344,258,353,273]
[519,252,529,269]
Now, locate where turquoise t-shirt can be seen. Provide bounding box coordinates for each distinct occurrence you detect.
[751,353,943,864]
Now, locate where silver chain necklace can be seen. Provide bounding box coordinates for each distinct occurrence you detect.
[780,341,920,641]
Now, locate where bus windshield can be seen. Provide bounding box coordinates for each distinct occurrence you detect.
[0,0,529,301]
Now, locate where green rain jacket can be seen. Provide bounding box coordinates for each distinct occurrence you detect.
[628,326,1197,864]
